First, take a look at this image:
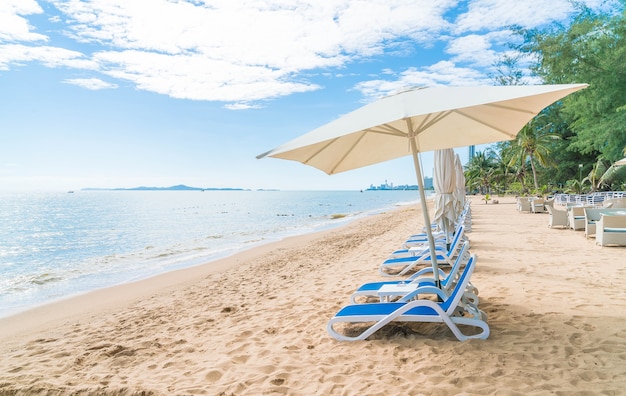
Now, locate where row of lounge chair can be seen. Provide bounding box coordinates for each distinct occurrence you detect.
[326,202,490,342]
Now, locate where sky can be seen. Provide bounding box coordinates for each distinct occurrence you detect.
[0,0,620,192]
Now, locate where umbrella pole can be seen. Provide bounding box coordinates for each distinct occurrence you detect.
[409,137,441,289]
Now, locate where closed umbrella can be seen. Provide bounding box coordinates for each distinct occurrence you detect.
[257,84,588,287]
[454,153,466,218]
[433,149,457,245]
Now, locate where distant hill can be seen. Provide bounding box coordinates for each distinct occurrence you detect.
[82,184,248,191]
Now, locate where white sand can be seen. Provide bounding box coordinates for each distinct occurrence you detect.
[1,196,625,395]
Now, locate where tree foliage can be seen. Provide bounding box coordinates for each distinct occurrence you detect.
[517,5,626,162]
[506,115,561,189]
[468,4,626,194]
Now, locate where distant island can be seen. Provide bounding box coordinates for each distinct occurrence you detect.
[82,184,250,191]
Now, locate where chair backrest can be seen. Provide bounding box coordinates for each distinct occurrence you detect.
[584,208,605,223]
[446,223,465,256]
[441,240,470,289]
[517,197,531,211]
[547,205,560,218]
[599,214,626,229]
[441,254,476,314]
[606,198,626,208]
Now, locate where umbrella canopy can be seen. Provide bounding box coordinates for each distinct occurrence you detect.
[433,149,457,243]
[615,157,626,166]
[258,84,588,286]
[454,153,466,218]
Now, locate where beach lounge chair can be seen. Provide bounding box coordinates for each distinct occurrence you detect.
[403,227,447,245]
[404,204,471,245]
[379,224,465,277]
[391,234,444,256]
[390,221,465,258]
[327,255,489,342]
[547,205,568,228]
[402,215,468,248]
[350,241,476,304]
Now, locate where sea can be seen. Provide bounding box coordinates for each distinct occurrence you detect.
[0,189,423,318]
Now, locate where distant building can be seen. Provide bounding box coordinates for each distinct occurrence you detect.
[423,176,433,189]
[366,177,433,191]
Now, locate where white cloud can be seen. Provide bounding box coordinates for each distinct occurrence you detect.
[352,0,619,98]
[224,102,264,111]
[354,60,489,99]
[0,0,47,42]
[41,0,457,102]
[446,32,502,67]
[454,0,621,33]
[454,0,572,33]
[0,0,621,104]
[0,43,97,70]
[93,49,321,101]
[63,77,118,90]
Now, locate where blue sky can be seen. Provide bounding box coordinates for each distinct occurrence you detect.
[0,0,619,191]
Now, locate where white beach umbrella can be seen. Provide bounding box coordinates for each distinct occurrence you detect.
[257,84,588,287]
[433,149,457,244]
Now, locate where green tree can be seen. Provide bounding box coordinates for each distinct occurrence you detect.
[517,6,626,162]
[583,157,610,192]
[465,151,496,194]
[489,54,525,86]
[507,115,560,190]
[489,143,516,194]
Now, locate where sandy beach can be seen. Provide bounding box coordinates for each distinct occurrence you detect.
[1,195,625,395]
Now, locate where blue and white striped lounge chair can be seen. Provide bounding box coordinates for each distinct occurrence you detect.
[403,206,471,248]
[379,224,465,277]
[350,241,474,304]
[391,220,466,257]
[327,255,489,342]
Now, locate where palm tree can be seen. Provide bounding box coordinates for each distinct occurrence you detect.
[465,151,496,194]
[597,154,626,190]
[507,115,560,190]
[584,158,610,192]
[489,144,515,194]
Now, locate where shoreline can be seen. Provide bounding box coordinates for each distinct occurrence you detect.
[0,203,415,340]
[0,190,421,321]
[1,196,625,395]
